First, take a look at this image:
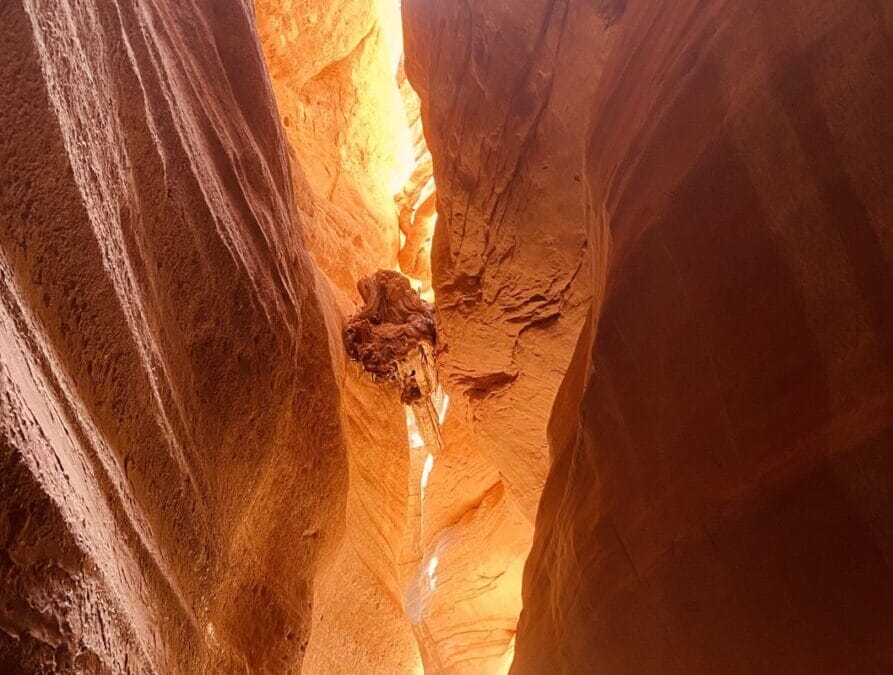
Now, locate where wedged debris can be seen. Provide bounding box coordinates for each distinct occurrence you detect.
[344,270,437,404]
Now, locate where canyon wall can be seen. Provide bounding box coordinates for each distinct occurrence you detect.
[5,0,891,673]
[403,0,604,521]
[258,0,548,671]
[401,1,613,670]
[255,0,416,298]
[300,279,423,675]
[515,0,893,673]
[0,0,348,671]
[407,0,893,672]
[253,3,427,672]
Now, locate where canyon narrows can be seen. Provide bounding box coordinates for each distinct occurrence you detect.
[2,1,893,675]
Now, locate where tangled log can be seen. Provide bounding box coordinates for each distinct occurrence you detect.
[344,270,437,405]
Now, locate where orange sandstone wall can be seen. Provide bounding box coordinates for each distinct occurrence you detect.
[255,0,415,298]
[396,0,596,670]
[253,3,426,672]
[301,278,423,675]
[0,0,347,671]
[403,0,604,520]
[516,1,893,673]
[402,1,611,670]
[404,0,893,672]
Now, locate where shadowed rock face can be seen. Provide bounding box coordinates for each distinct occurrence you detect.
[406,0,893,672]
[0,0,347,671]
[512,1,893,673]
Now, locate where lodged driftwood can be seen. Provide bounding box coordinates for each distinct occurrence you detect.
[344,270,437,405]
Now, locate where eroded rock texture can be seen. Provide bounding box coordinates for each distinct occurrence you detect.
[0,0,347,671]
[514,1,893,673]
[256,2,530,671]
[401,1,611,670]
[404,0,607,520]
[255,0,416,298]
[407,406,531,674]
[304,279,422,675]
[254,4,431,672]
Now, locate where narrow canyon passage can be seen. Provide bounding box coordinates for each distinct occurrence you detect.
[254,2,537,671]
[2,0,893,674]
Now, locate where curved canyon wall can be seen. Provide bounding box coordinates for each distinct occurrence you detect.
[4,0,892,672]
[406,0,893,673]
[514,1,893,673]
[401,1,613,670]
[258,0,553,671]
[253,3,428,673]
[255,0,424,298]
[0,0,348,671]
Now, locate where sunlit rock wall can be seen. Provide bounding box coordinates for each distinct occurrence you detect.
[302,278,423,674]
[255,0,417,298]
[516,1,893,673]
[403,0,605,521]
[253,3,429,672]
[401,1,609,670]
[404,400,531,674]
[0,0,348,672]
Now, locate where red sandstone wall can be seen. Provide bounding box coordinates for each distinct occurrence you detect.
[516,1,893,672]
[0,1,347,671]
[402,1,611,668]
[405,0,893,672]
[5,0,892,671]
[403,0,605,521]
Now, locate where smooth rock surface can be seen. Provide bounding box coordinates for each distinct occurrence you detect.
[405,402,531,674]
[515,1,893,673]
[6,0,891,672]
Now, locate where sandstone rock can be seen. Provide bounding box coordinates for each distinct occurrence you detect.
[401,1,611,669]
[0,0,347,671]
[403,0,605,522]
[255,4,437,669]
[515,1,893,672]
[256,0,417,298]
[7,0,891,672]
[303,285,424,674]
[408,405,532,674]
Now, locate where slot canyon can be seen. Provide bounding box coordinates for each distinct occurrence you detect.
[1,0,892,672]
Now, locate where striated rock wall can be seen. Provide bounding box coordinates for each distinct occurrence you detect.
[515,0,893,673]
[402,1,610,669]
[0,0,348,671]
[254,3,427,672]
[8,0,889,673]
[403,0,607,521]
[406,404,531,674]
[256,2,523,672]
[301,276,423,675]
